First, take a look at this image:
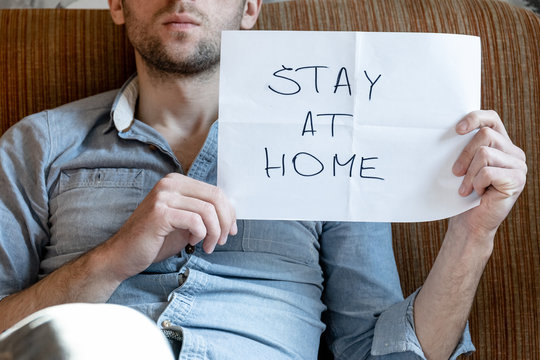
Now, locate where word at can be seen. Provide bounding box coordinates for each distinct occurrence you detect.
[301,111,353,137]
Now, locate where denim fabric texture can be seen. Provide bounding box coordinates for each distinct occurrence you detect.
[0,76,474,359]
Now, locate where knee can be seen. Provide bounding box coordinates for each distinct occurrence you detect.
[0,303,174,360]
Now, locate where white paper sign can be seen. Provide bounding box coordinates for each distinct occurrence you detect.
[218,31,481,222]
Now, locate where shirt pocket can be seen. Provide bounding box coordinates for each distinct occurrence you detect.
[48,168,144,256]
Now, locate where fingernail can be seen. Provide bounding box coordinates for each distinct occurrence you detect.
[205,243,216,254]
[231,221,238,235]
[219,235,227,245]
[459,182,467,196]
[453,162,463,175]
[457,120,468,133]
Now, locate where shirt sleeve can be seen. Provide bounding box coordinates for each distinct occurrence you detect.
[319,221,475,359]
[0,112,52,299]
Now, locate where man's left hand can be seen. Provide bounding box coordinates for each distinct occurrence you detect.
[450,110,527,240]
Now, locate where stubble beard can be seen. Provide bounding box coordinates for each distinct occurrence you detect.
[123,2,244,80]
[135,30,221,79]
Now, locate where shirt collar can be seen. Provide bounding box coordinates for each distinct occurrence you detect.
[105,74,139,133]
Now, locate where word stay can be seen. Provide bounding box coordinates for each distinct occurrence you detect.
[267,65,382,100]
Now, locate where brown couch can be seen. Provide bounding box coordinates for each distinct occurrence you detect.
[0,0,538,358]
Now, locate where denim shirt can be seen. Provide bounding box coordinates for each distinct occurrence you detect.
[0,76,474,359]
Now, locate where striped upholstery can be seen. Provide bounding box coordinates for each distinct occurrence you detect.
[0,1,538,358]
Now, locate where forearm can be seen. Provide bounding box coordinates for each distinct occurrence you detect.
[413,220,494,360]
[0,242,123,333]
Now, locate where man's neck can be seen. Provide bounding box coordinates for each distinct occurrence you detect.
[135,58,220,172]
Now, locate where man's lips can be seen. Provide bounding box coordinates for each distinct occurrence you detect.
[162,13,200,28]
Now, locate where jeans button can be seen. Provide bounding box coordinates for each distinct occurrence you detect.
[178,269,189,287]
[161,320,172,329]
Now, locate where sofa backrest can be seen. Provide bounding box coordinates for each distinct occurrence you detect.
[1,1,538,358]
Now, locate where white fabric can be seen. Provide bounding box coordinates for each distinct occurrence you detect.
[0,303,174,360]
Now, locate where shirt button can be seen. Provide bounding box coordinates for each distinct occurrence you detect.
[161,320,172,329]
[185,245,195,254]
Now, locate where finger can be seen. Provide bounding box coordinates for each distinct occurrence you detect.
[453,127,525,176]
[164,195,223,253]
[456,110,509,139]
[230,221,238,237]
[164,174,237,247]
[166,209,207,243]
[471,167,526,198]
[206,186,236,247]
[180,185,235,249]
[458,146,527,197]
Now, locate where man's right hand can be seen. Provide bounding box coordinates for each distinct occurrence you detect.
[104,173,237,281]
[0,173,236,332]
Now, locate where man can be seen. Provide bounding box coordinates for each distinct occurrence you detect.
[0,0,527,359]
